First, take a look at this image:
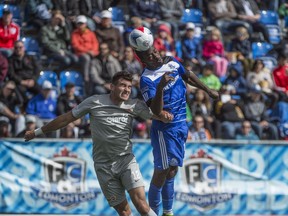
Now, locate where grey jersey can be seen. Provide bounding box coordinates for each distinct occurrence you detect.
[72,94,153,165]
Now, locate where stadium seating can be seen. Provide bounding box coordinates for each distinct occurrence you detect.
[251,42,277,71]
[259,10,281,44]
[37,70,59,100]
[59,71,84,97]
[181,9,203,39]
[0,4,21,25]
[21,37,41,57]
[110,7,126,33]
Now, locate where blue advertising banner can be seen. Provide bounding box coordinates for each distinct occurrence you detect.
[1,139,288,215]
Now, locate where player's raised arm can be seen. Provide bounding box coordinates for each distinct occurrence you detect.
[182,69,220,100]
[24,111,77,141]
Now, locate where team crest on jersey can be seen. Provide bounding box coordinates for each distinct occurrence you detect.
[176,149,234,211]
[32,147,100,210]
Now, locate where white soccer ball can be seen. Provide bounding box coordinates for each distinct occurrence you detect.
[129,27,154,51]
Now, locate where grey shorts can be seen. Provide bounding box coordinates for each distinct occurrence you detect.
[94,155,145,207]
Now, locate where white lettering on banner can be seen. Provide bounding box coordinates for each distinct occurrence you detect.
[188,165,199,183]
[67,164,81,182]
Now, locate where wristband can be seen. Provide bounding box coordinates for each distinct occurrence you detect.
[34,128,44,136]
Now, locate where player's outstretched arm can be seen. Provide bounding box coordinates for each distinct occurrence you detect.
[24,111,78,141]
[152,110,174,123]
[183,70,220,100]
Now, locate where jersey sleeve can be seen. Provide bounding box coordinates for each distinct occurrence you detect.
[134,99,154,120]
[173,57,186,76]
[72,96,93,118]
[140,76,156,103]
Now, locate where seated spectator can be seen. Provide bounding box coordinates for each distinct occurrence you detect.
[0,81,24,135]
[0,52,8,83]
[202,27,229,78]
[236,120,259,140]
[199,63,222,91]
[123,16,144,46]
[181,22,202,72]
[0,7,20,58]
[232,0,270,42]
[16,114,42,138]
[95,10,125,60]
[272,52,288,101]
[71,15,99,82]
[207,0,247,34]
[57,82,82,138]
[40,10,78,70]
[278,1,288,18]
[271,101,288,140]
[121,46,143,98]
[132,121,149,139]
[188,115,212,141]
[91,0,118,25]
[89,42,122,95]
[182,0,203,10]
[25,0,53,30]
[128,0,161,32]
[229,26,253,76]
[158,0,184,39]
[153,24,176,57]
[0,116,11,138]
[188,90,220,138]
[26,80,57,137]
[243,90,279,140]
[8,40,41,104]
[223,65,248,98]
[215,87,245,139]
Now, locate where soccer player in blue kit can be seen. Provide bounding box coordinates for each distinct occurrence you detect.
[135,47,219,216]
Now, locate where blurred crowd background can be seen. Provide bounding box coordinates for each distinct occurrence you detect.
[0,0,288,141]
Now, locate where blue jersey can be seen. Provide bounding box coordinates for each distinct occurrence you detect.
[140,57,187,128]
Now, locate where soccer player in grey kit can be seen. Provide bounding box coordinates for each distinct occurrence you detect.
[24,71,173,216]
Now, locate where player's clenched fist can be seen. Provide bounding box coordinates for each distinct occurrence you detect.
[24,130,36,142]
[159,110,174,123]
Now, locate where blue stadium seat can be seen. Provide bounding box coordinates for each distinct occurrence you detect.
[37,71,59,100]
[0,4,21,21]
[260,10,279,25]
[252,42,273,59]
[59,71,84,97]
[175,40,182,59]
[110,7,126,33]
[285,16,288,28]
[21,37,41,57]
[181,9,202,24]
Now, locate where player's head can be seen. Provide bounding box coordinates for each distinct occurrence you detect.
[135,47,163,69]
[111,71,133,101]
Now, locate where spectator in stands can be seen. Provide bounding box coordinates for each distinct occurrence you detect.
[133,121,149,139]
[153,24,176,57]
[223,65,248,98]
[243,90,279,140]
[207,0,247,34]
[278,1,288,18]
[199,63,222,91]
[91,0,119,25]
[272,52,288,101]
[181,22,202,72]
[182,0,203,10]
[0,80,24,135]
[16,114,40,138]
[231,0,270,43]
[95,10,125,60]
[25,0,53,30]
[0,116,11,138]
[202,27,229,79]
[0,7,20,58]
[71,15,99,82]
[123,16,143,46]
[57,82,82,138]
[158,0,184,39]
[89,42,122,95]
[229,26,253,76]
[188,89,220,138]
[215,86,245,139]
[26,80,57,137]
[0,52,8,83]
[188,115,212,141]
[271,101,288,140]
[121,46,142,98]
[235,120,259,140]
[128,0,161,31]
[40,10,78,70]
[8,40,41,104]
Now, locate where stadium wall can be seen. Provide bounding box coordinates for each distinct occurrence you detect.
[1,139,288,215]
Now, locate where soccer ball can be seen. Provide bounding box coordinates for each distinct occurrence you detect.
[129,27,154,51]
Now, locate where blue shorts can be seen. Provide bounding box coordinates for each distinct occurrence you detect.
[150,121,188,170]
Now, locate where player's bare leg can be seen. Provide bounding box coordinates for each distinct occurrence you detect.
[114,199,133,216]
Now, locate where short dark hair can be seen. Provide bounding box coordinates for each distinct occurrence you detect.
[112,71,133,85]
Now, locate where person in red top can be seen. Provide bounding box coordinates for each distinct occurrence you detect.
[153,24,176,57]
[202,27,228,78]
[0,8,20,57]
[273,53,288,98]
[71,15,100,82]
